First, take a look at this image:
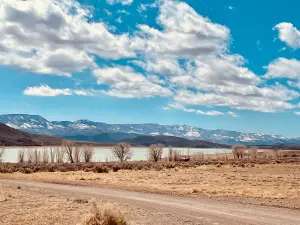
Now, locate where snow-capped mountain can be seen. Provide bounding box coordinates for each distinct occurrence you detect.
[0,114,299,145]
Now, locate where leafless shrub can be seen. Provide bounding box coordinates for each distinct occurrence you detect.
[192,152,204,161]
[83,145,94,163]
[248,147,258,159]
[232,145,246,159]
[55,146,65,163]
[18,149,25,163]
[272,148,280,158]
[171,149,188,162]
[223,151,228,160]
[0,146,5,163]
[111,143,132,162]
[85,202,128,225]
[148,144,164,162]
[63,140,76,163]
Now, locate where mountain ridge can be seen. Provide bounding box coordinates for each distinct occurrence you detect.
[1,114,299,145]
[0,123,63,146]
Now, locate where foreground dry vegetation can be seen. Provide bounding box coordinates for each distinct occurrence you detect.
[0,183,190,225]
[1,159,300,210]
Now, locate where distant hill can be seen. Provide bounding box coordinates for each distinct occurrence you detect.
[0,123,63,146]
[122,135,230,148]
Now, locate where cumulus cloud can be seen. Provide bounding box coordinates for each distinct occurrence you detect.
[133,0,230,58]
[93,66,172,98]
[106,0,133,5]
[5,0,299,114]
[274,23,300,49]
[0,49,95,77]
[0,0,134,75]
[265,58,300,80]
[24,85,97,97]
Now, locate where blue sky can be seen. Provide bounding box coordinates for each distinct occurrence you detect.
[0,0,300,136]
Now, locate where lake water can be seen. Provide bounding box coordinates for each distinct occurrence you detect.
[1,147,233,163]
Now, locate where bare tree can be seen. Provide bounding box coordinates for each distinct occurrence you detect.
[33,148,41,163]
[82,145,94,163]
[18,149,25,163]
[232,145,246,159]
[248,147,258,159]
[148,144,164,162]
[49,147,56,163]
[26,149,34,163]
[74,145,82,163]
[63,140,76,163]
[42,148,49,163]
[168,147,174,162]
[111,143,132,162]
[55,146,65,163]
[0,146,5,163]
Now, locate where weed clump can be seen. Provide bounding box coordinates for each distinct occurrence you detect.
[84,203,127,225]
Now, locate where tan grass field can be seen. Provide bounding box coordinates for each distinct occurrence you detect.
[0,183,189,225]
[1,163,300,210]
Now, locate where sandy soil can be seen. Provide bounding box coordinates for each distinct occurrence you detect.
[1,163,300,210]
[0,183,193,225]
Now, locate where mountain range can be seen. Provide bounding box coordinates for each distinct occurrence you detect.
[0,114,299,146]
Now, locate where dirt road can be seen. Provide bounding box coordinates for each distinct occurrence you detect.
[1,179,299,225]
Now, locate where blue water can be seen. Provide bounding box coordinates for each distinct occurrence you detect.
[2,147,233,163]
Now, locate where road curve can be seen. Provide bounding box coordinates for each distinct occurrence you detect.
[1,179,299,225]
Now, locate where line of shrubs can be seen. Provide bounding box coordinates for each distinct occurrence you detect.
[1,157,300,174]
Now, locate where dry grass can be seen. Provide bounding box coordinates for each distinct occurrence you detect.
[1,163,300,209]
[0,183,188,225]
[85,203,128,225]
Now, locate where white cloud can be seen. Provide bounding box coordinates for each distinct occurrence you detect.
[106,0,133,5]
[24,85,97,97]
[228,6,234,10]
[133,58,185,76]
[166,103,224,116]
[174,90,295,113]
[287,80,300,89]
[227,111,239,117]
[265,58,300,80]
[24,85,72,97]
[93,66,172,98]
[5,0,299,113]
[133,0,230,58]
[0,0,134,75]
[0,49,95,77]
[295,112,300,115]
[274,23,300,49]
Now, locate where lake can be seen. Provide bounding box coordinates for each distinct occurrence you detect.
[1,147,233,163]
